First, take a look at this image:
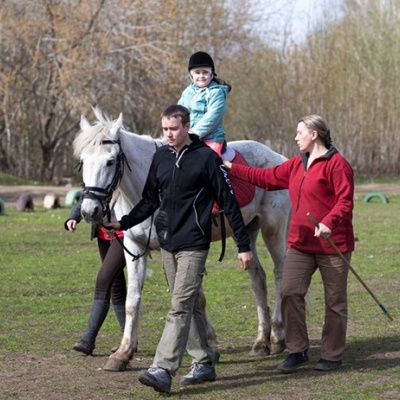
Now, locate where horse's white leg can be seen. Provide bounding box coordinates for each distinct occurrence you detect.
[245,228,272,356]
[198,287,220,362]
[262,219,288,355]
[103,254,146,371]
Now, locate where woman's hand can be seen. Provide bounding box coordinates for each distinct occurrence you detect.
[314,223,332,239]
[223,160,232,170]
[66,219,77,232]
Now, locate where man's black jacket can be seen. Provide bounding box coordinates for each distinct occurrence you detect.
[119,135,250,253]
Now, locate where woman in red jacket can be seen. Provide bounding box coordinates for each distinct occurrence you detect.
[224,115,354,373]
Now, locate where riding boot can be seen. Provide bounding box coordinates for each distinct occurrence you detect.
[110,304,126,353]
[113,304,126,332]
[73,299,110,355]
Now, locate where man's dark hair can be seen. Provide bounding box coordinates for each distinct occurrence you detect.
[161,105,190,126]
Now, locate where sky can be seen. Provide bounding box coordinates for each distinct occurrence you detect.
[257,0,344,45]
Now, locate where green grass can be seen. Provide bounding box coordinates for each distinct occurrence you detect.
[0,197,399,399]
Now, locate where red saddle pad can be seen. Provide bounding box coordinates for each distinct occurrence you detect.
[228,151,255,208]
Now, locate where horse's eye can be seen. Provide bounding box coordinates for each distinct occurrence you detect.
[106,160,115,167]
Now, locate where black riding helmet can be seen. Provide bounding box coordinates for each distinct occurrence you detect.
[188,51,216,76]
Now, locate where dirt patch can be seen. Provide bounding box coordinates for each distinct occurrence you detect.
[352,183,400,197]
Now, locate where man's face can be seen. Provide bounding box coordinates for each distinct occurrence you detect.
[161,116,190,151]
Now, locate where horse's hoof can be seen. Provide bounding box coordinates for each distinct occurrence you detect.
[103,358,128,372]
[249,345,271,357]
[270,342,286,355]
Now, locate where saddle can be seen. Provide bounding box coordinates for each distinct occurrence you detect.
[222,146,255,208]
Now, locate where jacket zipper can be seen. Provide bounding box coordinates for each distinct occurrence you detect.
[296,170,306,212]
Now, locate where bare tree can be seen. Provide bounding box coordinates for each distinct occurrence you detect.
[0,0,258,182]
[3,0,400,181]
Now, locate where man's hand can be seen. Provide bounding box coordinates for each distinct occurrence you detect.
[238,251,253,271]
[102,222,122,238]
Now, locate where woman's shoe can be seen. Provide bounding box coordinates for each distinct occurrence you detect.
[315,359,342,371]
[73,340,93,355]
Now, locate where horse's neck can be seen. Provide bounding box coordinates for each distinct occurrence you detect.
[118,130,158,211]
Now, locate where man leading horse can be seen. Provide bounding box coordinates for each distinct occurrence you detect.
[103,104,253,394]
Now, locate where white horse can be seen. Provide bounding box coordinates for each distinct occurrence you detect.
[74,107,291,371]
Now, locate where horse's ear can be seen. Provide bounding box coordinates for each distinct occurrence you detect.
[80,115,91,131]
[110,113,123,137]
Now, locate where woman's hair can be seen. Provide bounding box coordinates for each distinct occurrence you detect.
[161,104,190,126]
[298,115,332,148]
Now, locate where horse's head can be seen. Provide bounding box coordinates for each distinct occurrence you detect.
[74,108,127,223]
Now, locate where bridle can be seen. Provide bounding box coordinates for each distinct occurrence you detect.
[77,138,153,261]
[78,139,129,220]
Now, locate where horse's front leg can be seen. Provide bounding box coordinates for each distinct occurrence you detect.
[103,255,146,371]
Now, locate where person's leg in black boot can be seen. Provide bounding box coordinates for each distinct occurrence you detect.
[73,237,125,355]
[73,299,110,355]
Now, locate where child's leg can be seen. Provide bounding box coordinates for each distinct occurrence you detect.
[204,141,223,157]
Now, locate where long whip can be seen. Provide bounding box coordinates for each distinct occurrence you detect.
[307,212,393,321]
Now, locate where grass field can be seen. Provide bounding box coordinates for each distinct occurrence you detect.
[0,192,399,399]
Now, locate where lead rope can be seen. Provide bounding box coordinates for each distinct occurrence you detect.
[113,215,154,261]
[104,214,154,262]
[108,140,159,261]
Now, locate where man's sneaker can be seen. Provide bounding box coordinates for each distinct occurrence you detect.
[315,359,342,371]
[277,350,309,373]
[180,362,216,385]
[138,367,172,394]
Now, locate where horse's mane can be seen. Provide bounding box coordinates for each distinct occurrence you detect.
[73,106,167,158]
[73,107,119,158]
